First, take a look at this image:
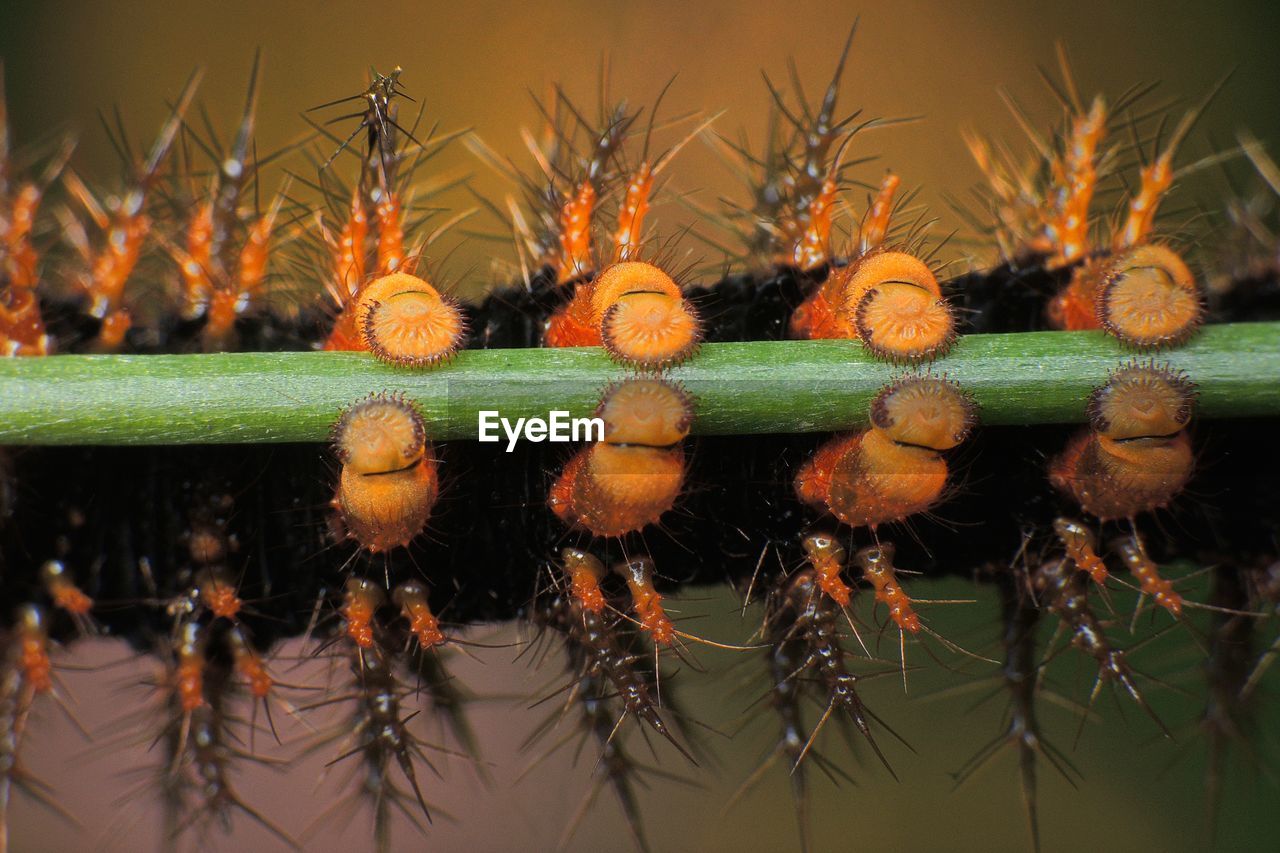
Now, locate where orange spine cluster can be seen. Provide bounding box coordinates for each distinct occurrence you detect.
[2,184,41,290]
[178,202,215,317]
[1114,151,1174,251]
[61,74,199,351]
[15,607,52,697]
[802,533,854,607]
[1052,518,1109,585]
[612,162,653,263]
[39,561,94,622]
[228,630,273,700]
[858,172,902,256]
[315,67,425,353]
[791,174,839,270]
[330,192,369,306]
[767,25,854,269]
[174,622,207,713]
[1041,104,1202,346]
[561,548,607,614]
[342,577,385,650]
[196,568,243,621]
[511,93,704,368]
[1114,537,1184,616]
[375,194,405,273]
[614,556,674,645]
[206,197,285,350]
[854,544,920,633]
[393,580,446,650]
[170,60,288,351]
[556,181,596,282]
[64,178,152,350]
[964,70,1208,350]
[1045,96,1106,265]
[0,98,65,356]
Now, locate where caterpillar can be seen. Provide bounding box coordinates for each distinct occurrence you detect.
[1,20,1279,853]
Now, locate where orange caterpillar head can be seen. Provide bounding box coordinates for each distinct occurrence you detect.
[1086,360,1196,440]
[870,374,977,451]
[332,391,427,474]
[846,252,956,362]
[1050,429,1194,521]
[795,375,975,530]
[597,377,695,446]
[1096,244,1202,348]
[793,250,956,361]
[1050,363,1196,520]
[591,261,701,369]
[354,271,466,367]
[585,378,692,527]
[548,379,693,538]
[331,392,438,553]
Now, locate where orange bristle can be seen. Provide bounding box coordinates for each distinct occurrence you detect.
[802,533,854,607]
[855,544,921,633]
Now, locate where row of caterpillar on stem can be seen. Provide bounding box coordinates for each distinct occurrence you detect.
[2,23,1279,853]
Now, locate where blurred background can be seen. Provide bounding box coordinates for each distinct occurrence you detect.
[3,1,1280,851]
[4,0,1280,295]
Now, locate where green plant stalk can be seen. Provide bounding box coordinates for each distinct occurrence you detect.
[1,323,1277,446]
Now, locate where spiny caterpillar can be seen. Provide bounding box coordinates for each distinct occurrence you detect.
[1,24,1279,853]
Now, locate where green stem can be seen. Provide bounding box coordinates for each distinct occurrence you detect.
[1,323,1277,445]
